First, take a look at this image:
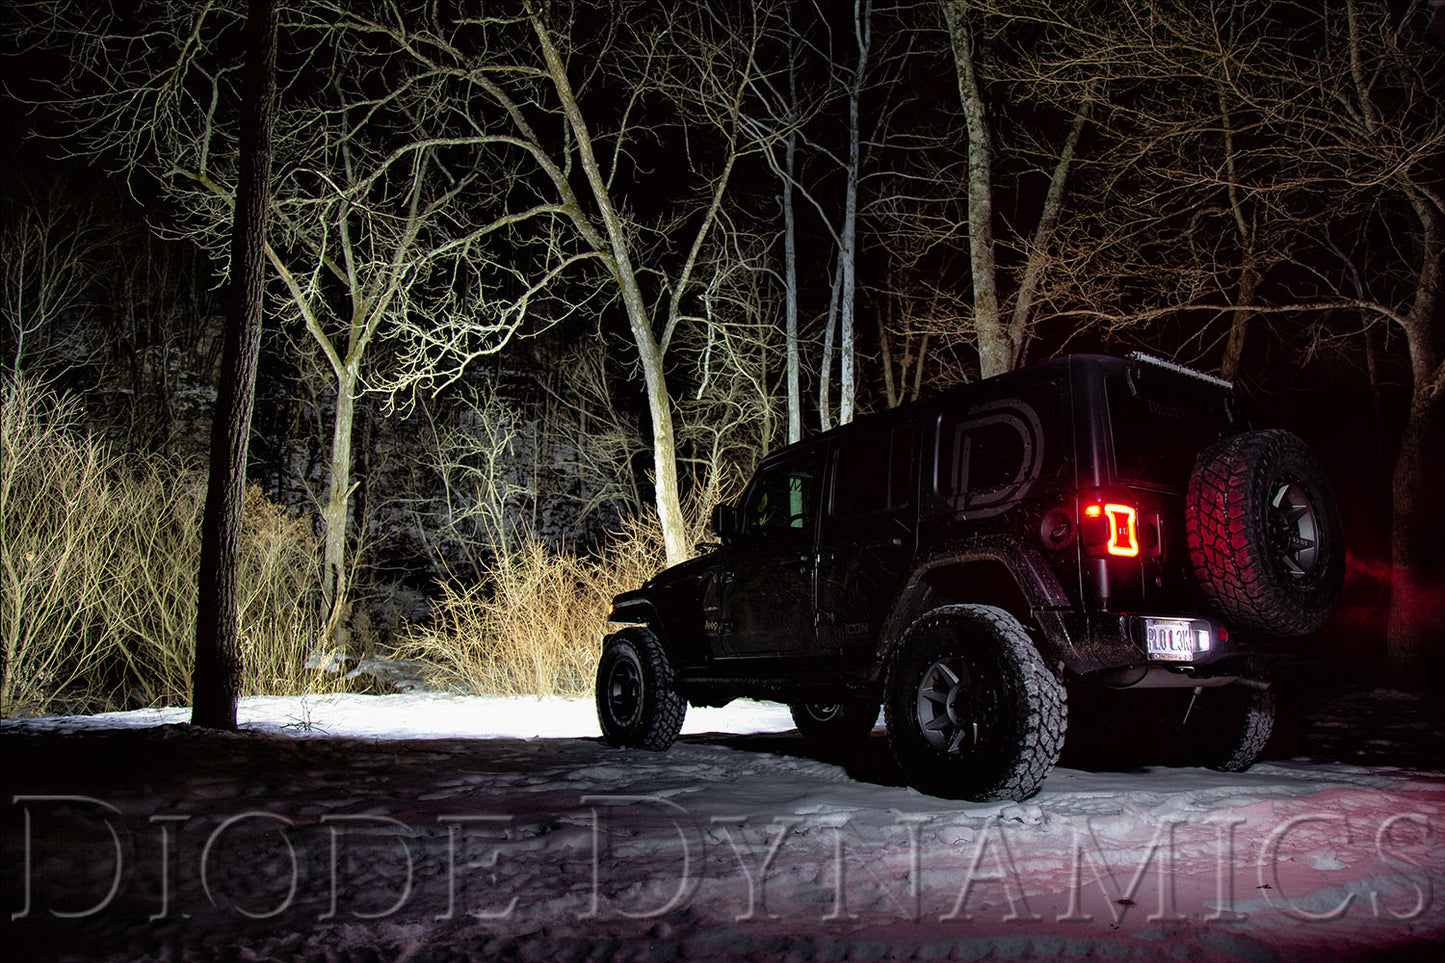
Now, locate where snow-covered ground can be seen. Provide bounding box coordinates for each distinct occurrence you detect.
[4,690,1443,962]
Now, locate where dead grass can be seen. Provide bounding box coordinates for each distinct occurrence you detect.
[396,495,731,697]
[1,377,336,717]
[396,514,668,696]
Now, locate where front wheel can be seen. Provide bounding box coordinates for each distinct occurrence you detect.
[885,605,1066,801]
[596,627,685,750]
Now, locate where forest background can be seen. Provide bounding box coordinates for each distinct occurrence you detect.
[2,0,1442,716]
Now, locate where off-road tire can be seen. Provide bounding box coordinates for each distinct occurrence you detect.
[884,604,1067,801]
[596,627,685,751]
[1189,682,1276,772]
[1186,429,1344,637]
[789,699,881,745]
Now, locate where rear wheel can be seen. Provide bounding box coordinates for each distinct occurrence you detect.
[596,628,685,750]
[1189,682,1276,773]
[789,699,880,745]
[885,605,1066,801]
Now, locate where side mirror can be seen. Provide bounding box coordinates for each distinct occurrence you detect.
[710,504,740,544]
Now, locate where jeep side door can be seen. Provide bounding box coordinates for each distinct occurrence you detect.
[707,449,821,659]
[815,423,916,657]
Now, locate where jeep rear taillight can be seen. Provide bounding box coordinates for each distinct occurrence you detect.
[1082,502,1140,558]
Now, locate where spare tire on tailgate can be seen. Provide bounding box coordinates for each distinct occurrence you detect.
[1185,429,1344,636]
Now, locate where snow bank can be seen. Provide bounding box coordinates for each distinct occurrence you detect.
[8,691,801,740]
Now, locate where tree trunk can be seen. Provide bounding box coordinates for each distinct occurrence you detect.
[1218,90,1257,385]
[782,129,802,445]
[634,333,687,565]
[838,130,859,425]
[910,332,929,403]
[819,264,841,432]
[320,363,358,657]
[942,1,1007,379]
[877,299,898,409]
[1008,102,1089,369]
[1219,259,1260,382]
[529,12,694,566]
[192,0,277,730]
[838,1,867,425]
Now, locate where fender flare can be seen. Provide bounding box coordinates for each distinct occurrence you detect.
[609,590,662,630]
[877,536,1074,671]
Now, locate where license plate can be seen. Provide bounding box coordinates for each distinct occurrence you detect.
[1146,619,1198,661]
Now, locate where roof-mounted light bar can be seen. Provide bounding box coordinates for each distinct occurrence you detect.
[1126,352,1234,390]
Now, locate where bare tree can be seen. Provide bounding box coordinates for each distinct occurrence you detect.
[737,0,822,444]
[398,383,534,578]
[683,227,789,484]
[832,0,872,425]
[16,1,555,649]
[1297,0,1444,681]
[743,1,923,430]
[802,0,917,428]
[0,181,108,378]
[875,279,932,408]
[345,2,772,566]
[1000,0,1302,378]
[546,341,651,523]
[938,0,1091,378]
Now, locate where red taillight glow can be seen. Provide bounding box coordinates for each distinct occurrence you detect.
[1101,503,1139,557]
[1081,501,1139,557]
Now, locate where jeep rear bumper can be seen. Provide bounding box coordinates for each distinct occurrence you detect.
[1053,611,1249,678]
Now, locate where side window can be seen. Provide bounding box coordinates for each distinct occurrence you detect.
[831,426,913,519]
[745,462,816,535]
[935,383,1064,516]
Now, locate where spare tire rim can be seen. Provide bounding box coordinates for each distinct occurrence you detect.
[1268,475,1321,579]
[915,656,981,755]
[606,650,644,728]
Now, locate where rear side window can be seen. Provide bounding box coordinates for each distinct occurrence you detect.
[831,426,912,519]
[935,382,1066,516]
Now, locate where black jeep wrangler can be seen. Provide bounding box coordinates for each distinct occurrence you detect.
[596,354,1343,801]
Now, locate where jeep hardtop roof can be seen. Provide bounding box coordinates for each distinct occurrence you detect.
[750,353,1237,477]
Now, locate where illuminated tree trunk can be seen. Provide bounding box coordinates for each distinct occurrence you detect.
[320,363,358,655]
[941,0,1085,379]
[782,128,802,445]
[837,0,869,426]
[531,11,746,566]
[942,1,1005,378]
